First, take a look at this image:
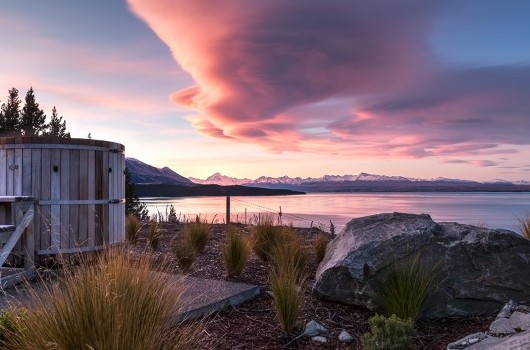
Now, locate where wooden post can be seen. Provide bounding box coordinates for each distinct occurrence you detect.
[226,196,230,226]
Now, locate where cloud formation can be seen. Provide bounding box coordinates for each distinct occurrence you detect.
[128,0,530,163]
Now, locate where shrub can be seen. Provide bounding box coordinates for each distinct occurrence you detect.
[314,234,328,264]
[0,306,25,344]
[361,314,416,350]
[375,254,443,321]
[223,229,250,277]
[147,220,160,250]
[252,215,282,261]
[270,229,307,284]
[184,216,210,254]
[269,270,302,333]
[517,212,530,239]
[125,214,141,244]
[173,238,195,273]
[168,205,178,224]
[4,250,191,350]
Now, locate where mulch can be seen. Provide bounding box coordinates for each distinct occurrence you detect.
[131,222,494,349]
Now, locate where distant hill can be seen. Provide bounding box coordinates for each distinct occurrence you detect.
[125,158,193,185]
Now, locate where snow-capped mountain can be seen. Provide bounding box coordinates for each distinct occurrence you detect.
[189,173,251,186]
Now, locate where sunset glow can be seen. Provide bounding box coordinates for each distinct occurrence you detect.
[2,1,530,181]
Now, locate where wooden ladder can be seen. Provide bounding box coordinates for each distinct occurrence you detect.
[0,196,35,288]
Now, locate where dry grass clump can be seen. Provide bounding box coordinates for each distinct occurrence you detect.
[184,216,210,254]
[173,237,195,273]
[3,250,192,350]
[375,254,444,322]
[147,220,160,250]
[252,215,282,261]
[222,227,250,277]
[125,214,141,244]
[314,233,329,264]
[517,212,530,239]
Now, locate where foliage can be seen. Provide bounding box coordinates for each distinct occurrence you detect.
[270,228,307,285]
[329,220,335,235]
[314,233,328,264]
[269,268,303,333]
[0,306,25,344]
[125,214,141,245]
[20,87,47,136]
[222,228,250,277]
[168,205,178,223]
[252,215,282,261]
[125,168,149,221]
[517,212,530,239]
[3,250,192,350]
[374,254,443,321]
[0,88,21,136]
[173,237,195,273]
[184,216,210,254]
[361,314,416,350]
[44,106,70,138]
[147,220,160,250]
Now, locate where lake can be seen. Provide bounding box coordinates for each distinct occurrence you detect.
[142,192,530,234]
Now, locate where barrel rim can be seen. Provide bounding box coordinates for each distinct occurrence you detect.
[0,136,124,151]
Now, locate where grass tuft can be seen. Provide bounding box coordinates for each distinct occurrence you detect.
[252,215,282,261]
[173,237,195,273]
[125,214,141,244]
[3,250,192,350]
[517,212,530,239]
[223,228,250,277]
[375,254,443,321]
[184,216,210,254]
[270,228,307,285]
[147,220,160,250]
[313,234,328,264]
[361,314,416,350]
[269,270,302,333]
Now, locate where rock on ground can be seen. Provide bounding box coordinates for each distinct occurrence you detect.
[312,212,530,318]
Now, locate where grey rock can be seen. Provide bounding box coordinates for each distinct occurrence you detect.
[338,330,353,342]
[312,212,530,318]
[496,300,516,319]
[466,331,530,350]
[311,336,327,343]
[509,311,530,331]
[489,317,516,336]
[302,320,327,337]
[447,332,487,349]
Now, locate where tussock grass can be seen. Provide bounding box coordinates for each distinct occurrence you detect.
[270,228,307,285]
[361,314,416,350]
[375,254,443,321]
[173,238,195,273]
[147,220,160,250]
[314,234,328,264]
[184,216,210,254]
[125,214,141,244]
[3,250,193,350]
[223,228,250,277]
[517,212,530,239]
[269,270,302,333]
[252,215,282,261]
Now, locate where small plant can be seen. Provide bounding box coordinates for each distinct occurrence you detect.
[184,216,210,254]
[329,220,335,235]
[270,229,307,284]
[314,234,328,264]
[125,214,141,244]
[375,254,443,321]
[147,220,160,250]
[517,212,530,239]
[168,205,178,224]
[0,306,25,343]
[173,238,195,272]
[252,215,282,261]
[361,314,416,350]
[269,269,303,333]
[223,228,250,277]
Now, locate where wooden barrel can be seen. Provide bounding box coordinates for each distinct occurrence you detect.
[0,137,125,257]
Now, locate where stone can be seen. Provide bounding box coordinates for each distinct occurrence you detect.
[302,320,327,337]
[311,336,327,343]
[496,300,516,319]
[489,317,516,336]
[338,330,353,342]
[466,331,530,350]
[509,311,530,331]
[447,332,487,349]
[312,212,530,318]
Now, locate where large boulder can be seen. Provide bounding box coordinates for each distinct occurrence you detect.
[312,212,530,318]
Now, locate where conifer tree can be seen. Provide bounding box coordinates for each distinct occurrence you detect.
[125,168,149,220]
[0,88,22,136]
[20,87,47,136]
[45,106,71,138]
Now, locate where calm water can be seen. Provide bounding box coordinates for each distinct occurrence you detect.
[142,192,530,234]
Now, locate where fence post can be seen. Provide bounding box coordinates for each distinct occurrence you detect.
[226,196,230,226]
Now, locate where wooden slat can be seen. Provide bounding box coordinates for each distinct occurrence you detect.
[60,149,70,249]
[31,149,41,251]
[22,149,32,196]
[69,149,80,247]
[0,149,7,196]
[88,151,95,247]
[50,149,61,251]
[102,153,109,243]
[39,205,51,250]
[14,148,22,195]
[0,205,33,267]
[78,150,88,247]
[6,149,14,196]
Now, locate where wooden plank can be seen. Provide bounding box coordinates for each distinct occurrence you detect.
[14,148,22,195]
[95,151,102,200]
[88,151,95,247]
[31,149,41,251]
[60,149,70,249]
[0,149,7,196]
[50,149,61,251]
[6,149,14,196]
[36,245,105,255]
[23,203,35,269]
[102,153,109,244]
[78,151,88,247]
[0,205,33,267]
[39,205,51,250]
[22,149,32,196]
[69,150,80,247]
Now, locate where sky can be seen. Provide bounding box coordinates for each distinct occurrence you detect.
[1,0,530,181]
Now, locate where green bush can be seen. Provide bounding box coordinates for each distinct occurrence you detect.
[125,214,141,244]
[252,215,282,261]
[375,254,443,321]
[314,234,328,264]
[147,220,160,250]
[517,212,530,239]
[361,314,416,350]
[223,229,250,277]
[184,217,210,254]
[173,238,195,273]
[4,251,192,350]
[0,306,25,344]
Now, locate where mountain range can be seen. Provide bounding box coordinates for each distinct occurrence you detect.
[125,158,530,193]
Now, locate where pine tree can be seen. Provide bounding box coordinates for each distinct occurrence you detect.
[125,168,149,220]
[45,106,71,138]
[0,88,22,136]
[20,87,47,136]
